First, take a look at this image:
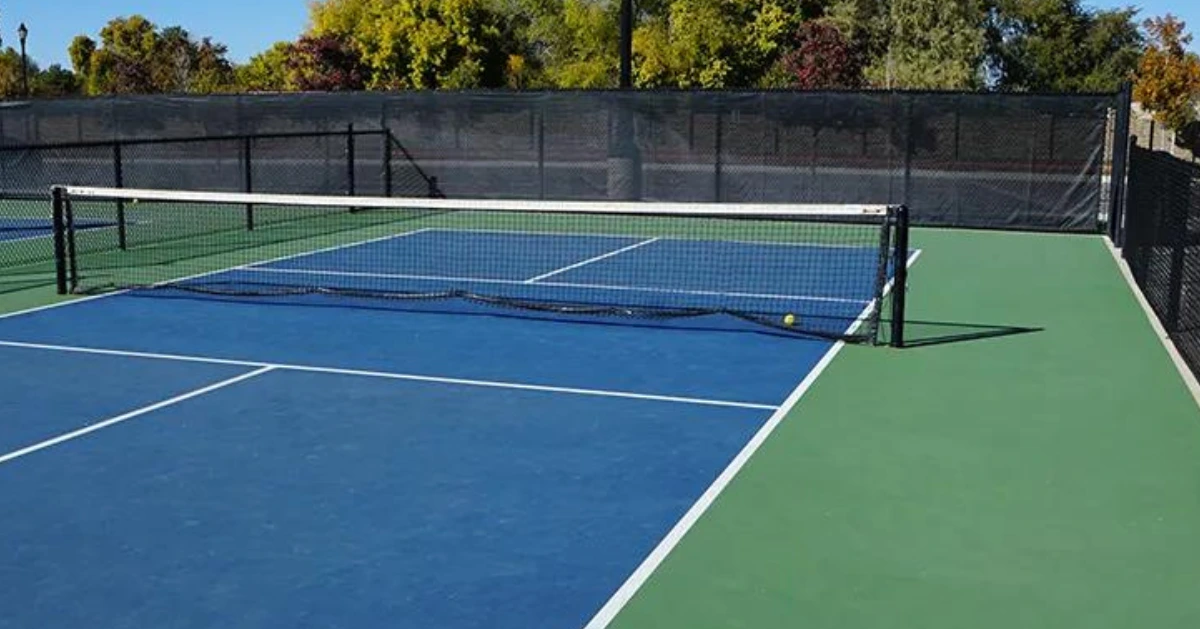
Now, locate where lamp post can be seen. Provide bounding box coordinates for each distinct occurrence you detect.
[17,23,28,98]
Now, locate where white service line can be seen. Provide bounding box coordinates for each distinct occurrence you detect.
[0,366,275,466]
[0,340,778,411]
[580,246,923,629]
[524,238,661,283]
[241,266,868,305]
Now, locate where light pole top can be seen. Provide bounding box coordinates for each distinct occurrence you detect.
[17,23,27,45]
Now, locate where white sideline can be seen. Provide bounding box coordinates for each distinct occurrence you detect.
[0,340,778,411]
[524,239,659,283]
[580,247,922,629]
[0,366,275,466]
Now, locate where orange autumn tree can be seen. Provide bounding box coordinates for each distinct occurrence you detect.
[1134,15,1200,130]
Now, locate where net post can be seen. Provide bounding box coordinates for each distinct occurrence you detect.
[52,186,68,294]
[65,196,78,293]
[242,136,254,230]
[113,143,127,250]
[889,204,910,348]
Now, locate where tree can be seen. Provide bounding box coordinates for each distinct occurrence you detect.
[0,48,32,98]
[237,42,293,91]
[68,15,236,95]
[868,0,987,89]
[308,0,516,89]
[33,65,80,97]
[780,21,864,89]
[285,34,367,91]
[1134,15,1200,131]
[989,0,1143,91]
[632,0,798,88]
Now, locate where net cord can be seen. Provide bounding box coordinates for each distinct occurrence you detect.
[54,186,892,218]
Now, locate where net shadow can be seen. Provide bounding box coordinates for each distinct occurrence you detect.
[886,318,1043,348]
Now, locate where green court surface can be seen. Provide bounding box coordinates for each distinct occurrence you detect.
[3,227,1198,628]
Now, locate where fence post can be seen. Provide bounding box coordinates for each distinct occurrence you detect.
[113,143,127,250]
[1109,81,1133,245]
[537,101,546,200]
[714,96,723,202]
[243,136,254,230]
[347,124,356,197]
[383,129,393,198]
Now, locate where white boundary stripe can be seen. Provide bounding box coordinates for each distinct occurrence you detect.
[0,366,275,466]
[0,228,432,323]
[580,247,923,629]
[61,186,891,217]
[525,238,660,283]
[0,340,778,411]
[1105,240,1200,408]
[240,266,869,306]
[424,227,872,250]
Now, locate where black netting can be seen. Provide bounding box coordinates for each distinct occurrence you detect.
[1123,145,1200,376]
[0,90,1114,231]
[0,128,439,293]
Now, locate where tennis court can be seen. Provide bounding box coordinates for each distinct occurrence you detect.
[0,187,917,628]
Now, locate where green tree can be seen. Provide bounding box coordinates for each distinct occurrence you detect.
[33,64,80,97]
[633,0,798,88]
[237,42,293,91]
[867,0,987,88]
[989,0,1143,91]
[68,16,235,95]
[308,0,515,89]
[1134,15,1200,131]
[0,48,33,98]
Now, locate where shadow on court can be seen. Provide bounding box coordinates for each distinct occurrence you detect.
[889,318,1044,348]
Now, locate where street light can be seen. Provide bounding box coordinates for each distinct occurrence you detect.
[17,22,28,98]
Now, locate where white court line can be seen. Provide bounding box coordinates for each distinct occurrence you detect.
[0,340,778,411]
[0,366,275,466]
[580,247,923,629]
[421,227,873,251]
[0,228,433,323]
[240,266,869,306]
[525,238,659,283]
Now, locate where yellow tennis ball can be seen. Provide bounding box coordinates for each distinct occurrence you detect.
[783,313,796,327]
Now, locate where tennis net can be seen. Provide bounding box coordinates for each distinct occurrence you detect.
[52,186,910,345]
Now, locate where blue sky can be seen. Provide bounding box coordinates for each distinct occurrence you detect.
[3,0,1198,71]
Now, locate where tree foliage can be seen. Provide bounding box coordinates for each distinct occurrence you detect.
[989,0,1143,91]
[780,21,864,89]
[237,42,293,92]
[68,16,235,95]
[1135,15,1200,131]
[633,0,798,88]
[286,35,368,91]
[20,0,1198,99]
[308,0,515,89]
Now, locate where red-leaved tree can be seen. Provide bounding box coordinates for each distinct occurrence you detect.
[782,22,864,90]
[286,34,367,91]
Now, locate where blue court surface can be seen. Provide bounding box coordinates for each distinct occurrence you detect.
[0,227,891,628]
[0,216,117,243]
